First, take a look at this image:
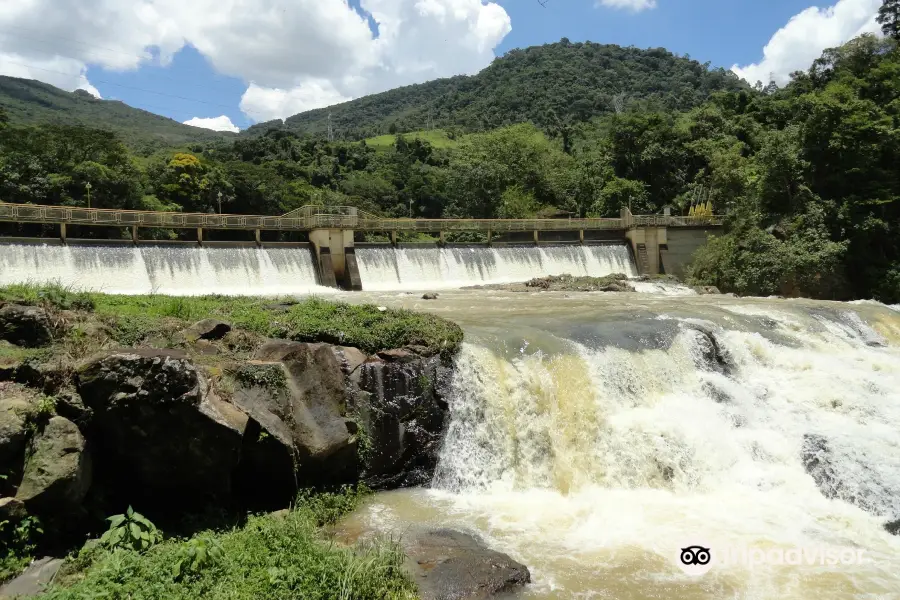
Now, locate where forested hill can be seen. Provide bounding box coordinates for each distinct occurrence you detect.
[0,76,232,151]
[246,41,749,140]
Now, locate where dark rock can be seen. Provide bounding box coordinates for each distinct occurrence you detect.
[184,319,232,341]
[14,360,72,395]
[0,384,36,492]
[684,324,734,375]
[231,342,356,507]
[16,417,91,515]
[0,497,27,521]
[54,391,92,428]
[801,433,900,519]
[422,293,439,300]
[0,304,54,348]
[354,355,449,488]
[76,349,246,509]
[693,285,721,295]
[885,519,900,536]
[0,556,64,598]
[701,381,731,404]
[404,529,530,600]
[376,348,419,364]
[332,346,369,376]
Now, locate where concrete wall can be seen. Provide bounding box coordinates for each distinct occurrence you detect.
[662,227,722,278]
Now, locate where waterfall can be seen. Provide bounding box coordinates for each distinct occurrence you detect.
[355,245,636,291]
[344,298,900,598]
[0,243,334,296]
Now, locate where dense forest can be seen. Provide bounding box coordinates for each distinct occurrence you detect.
[249,41,748,140]
[1,24,899,303]
[0,76,232,150]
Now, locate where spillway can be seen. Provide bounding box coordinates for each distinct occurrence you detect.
[338,292,900,599]
[355,244,636,291]
[0,243,333,296]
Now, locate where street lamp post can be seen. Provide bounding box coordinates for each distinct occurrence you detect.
[85,182,92,209]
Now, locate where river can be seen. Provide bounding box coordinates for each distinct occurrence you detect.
[337,289,900,599]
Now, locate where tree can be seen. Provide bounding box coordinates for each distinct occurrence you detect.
[878,0,900,40]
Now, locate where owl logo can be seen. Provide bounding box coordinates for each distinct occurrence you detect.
[680,546,712,566]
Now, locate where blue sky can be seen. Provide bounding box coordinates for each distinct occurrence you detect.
[0,0,884,131]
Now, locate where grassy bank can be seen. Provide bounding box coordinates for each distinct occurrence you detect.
[0,284,463,358]
[39,488,416,600]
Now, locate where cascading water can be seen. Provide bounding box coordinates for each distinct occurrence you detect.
[339,291,900,599]
[355,245,636,291]
[0,243,334,296]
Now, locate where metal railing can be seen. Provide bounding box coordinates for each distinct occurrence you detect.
[0,202,723,232]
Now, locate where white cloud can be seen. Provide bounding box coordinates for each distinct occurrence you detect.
[732,0,882,86]
[239,82,352,123]
[182,115,239,133]
[0,0,512,123]
[596,0,657,11]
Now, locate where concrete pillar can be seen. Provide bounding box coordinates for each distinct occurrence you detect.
[533,230,539,245]
[579,230,584,244]
[60,223,66,243]
[255,229,261,246]
[439,230,445,245]
[310,229,354,288]
[390,231,397,246]
[487,230,492,246]
[131,226,138,244]
[197,227,203,244]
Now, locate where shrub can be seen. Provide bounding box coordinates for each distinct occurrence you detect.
[100,507,162,553]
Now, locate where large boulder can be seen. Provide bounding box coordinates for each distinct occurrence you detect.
[76,349,246,508]
[16,416,91,515]
[404,529,531,600]
[183,319,232,342]
[0,383,38,494]
[0,304,54,348]
[231,341,355,500]
[352,351,449,488]
[683,323,734,375]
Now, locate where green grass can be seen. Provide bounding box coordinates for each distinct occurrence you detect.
[0,284,464,357]
[42,488,417,600]
[363,129,459,151]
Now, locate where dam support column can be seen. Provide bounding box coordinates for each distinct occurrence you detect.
[310,229,359,290]
[60,223,66,243]
[197,228,204,245]
[626,226,666,275]
[255,229,261,247]
[131,226,139,244]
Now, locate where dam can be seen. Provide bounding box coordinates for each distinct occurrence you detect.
[0,203,722,293]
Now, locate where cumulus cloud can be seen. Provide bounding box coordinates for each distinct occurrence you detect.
[596,0,657,11]
[182,115,239,133]
[0,0,512,123]
[732,0,882,86]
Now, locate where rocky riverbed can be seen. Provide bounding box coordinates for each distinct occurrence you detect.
[0,290,530,599]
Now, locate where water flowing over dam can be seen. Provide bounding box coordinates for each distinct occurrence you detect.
[0,243,332,296]
[0,242,637,294]
[339,291,900,599]
[354,244,636,291]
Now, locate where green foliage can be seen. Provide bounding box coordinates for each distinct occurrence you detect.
[100,507,162,553]
[171,537,225,582]
[252,41,746,140]
[0,515,43,583]
[0,282,94,311]
[879,0,900,40]
[0,76,231,150]
[43,491,415,600]
[295,485,372,527]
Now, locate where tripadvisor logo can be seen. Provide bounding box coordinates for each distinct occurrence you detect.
[674,540,867,576]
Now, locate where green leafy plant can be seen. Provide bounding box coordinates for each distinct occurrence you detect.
[171,537,224,581]
[99,507,161,552]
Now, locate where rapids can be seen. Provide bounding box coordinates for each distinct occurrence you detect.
[338,290,900,599]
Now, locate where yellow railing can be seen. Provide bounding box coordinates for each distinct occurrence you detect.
[0,202,723,232]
